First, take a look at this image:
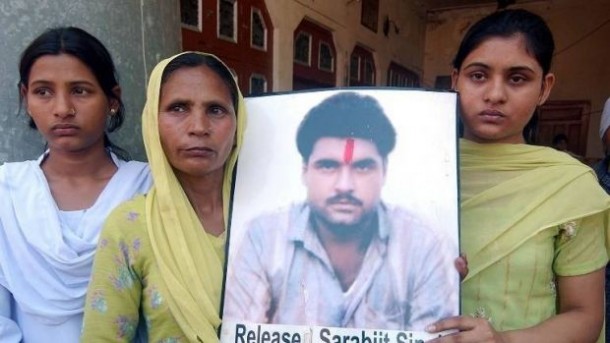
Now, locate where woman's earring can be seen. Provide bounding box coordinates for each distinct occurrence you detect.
[110,108,117,116]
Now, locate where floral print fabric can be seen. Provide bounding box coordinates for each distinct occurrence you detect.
[82,195,187,342]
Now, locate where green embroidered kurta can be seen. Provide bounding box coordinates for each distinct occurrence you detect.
[81,195,226,342]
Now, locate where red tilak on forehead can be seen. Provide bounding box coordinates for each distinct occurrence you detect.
[343,138,355,163]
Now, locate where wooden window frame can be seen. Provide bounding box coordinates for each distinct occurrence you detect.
[180,0,203,32]
[387,62,420,87]
[349,55,361,83]
[363,58,375,85]
[318,41,334,72]
[250,7,267,51]
[361,0,379,33]
[349,46,375,86]
[294,31,312,66]
[218,0,237,42]
[249,73,267,95]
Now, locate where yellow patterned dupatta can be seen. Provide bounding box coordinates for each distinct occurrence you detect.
[460,139,610,332]
[141,52,246,342]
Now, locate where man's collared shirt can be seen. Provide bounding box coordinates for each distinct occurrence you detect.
[223,203,459,331]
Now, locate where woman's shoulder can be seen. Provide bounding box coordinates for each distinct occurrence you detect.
[115,159,151,179]
[102,194,149,239]
[533,145,587,165]
[115,160,152,193]
[0,159,41,177]
[461,140,592,171]
[113,193,147,211]
[117,159,148,170]
[0,160,47,198]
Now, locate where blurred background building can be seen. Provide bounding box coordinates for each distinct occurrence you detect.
[0,0,608,161]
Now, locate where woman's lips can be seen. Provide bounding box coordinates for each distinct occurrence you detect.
[183,146,215,157]
[51,123,79,135]
[478,109,505,123]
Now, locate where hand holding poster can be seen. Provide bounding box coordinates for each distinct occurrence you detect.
[221,89,459,342]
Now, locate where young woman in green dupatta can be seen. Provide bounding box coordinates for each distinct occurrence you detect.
[81,52,246,343]
[426,9,609,343]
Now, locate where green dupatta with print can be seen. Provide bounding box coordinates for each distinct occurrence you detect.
[142,52,246,343]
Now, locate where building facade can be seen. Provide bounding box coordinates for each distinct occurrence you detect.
[179,0,426,95]
[1,1,604,161]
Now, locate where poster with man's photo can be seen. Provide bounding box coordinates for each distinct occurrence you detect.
[221,89,460,343]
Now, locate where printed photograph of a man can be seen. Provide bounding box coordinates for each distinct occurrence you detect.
[222,91,459,332]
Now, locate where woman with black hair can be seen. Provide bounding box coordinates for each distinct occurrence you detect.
[0,27,151,342]
[426,9,609,343]
[81,52,246,343]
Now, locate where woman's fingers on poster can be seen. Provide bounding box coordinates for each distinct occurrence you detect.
[426,315,506,343]
[454,253,469,280]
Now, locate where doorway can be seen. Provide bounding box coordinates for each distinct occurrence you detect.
[537,100,591,157]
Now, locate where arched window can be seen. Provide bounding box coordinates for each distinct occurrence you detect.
[294,32,311,65]
[349,45,375,86]
[318,41,334,72]
[387,62,420,87]
[292,19,336,90]
[251,7,267,50]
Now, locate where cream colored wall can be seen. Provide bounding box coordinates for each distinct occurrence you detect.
[265,0,428,91]
[423,0,610,158]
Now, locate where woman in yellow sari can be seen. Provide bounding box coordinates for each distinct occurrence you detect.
[427,9,609,343]
[81,52,245,342]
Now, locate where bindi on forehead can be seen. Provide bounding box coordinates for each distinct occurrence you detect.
[343,138,355,164]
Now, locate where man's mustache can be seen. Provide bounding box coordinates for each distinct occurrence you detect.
[326,194,363,206]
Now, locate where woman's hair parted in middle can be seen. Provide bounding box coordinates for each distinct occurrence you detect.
[452,9,555,74]
[160,53,239,114]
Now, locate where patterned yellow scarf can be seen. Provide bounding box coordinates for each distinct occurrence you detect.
[141,52,246,342]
